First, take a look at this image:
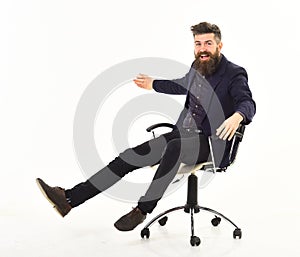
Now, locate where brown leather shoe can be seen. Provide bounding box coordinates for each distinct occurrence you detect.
[36,178,72,217]
[114,207,146,231]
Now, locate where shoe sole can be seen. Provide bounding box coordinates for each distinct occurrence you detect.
[36,178,65,217]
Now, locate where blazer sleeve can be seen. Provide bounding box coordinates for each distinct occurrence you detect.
[228,67,256,124]
[152,65,193,96]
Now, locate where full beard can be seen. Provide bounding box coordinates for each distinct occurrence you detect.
[194,49,221,77]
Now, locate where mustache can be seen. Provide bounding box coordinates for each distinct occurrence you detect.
[195,51,213,59]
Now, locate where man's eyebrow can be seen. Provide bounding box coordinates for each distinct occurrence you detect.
[194,40,213,43]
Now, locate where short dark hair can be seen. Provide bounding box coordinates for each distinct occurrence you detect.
[190,22,222,43]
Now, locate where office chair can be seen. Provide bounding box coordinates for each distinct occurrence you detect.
[140,123,246,246]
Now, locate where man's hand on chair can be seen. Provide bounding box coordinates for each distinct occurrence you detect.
[133,74,153,90]
[216,112,244,141]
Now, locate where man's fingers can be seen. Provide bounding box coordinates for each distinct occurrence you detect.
[216,122,226,136]
[222,129,232,141]
[220,126,237,141]
[133,78,144,83]
[216,122,236,141]
[216,113,242,141]
[228,130,235,141]
[136,73,147,79]
[219,127,229,140]
[134,74,148,86]
[133,75,153,90]
[133,80,144,88]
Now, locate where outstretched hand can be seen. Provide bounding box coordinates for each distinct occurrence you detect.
[133,74,154,90]
[216,112,244,141]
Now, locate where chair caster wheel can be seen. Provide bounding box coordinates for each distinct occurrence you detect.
[158,216,168,226]
[233,228,242,239]
[190,236,201,246]
[211,216,221,227]
[141,228,150,239]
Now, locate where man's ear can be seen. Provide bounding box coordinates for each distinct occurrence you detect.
[218,42,223,51]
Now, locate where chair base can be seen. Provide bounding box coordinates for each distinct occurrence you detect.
[140,173,242,246]
[140,205,242,246]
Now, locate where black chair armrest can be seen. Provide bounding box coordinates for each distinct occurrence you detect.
[146,123,176,132]
[227,124,246,165]
[234,124,246,142]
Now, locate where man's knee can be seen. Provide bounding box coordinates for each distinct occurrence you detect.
[164,139,181,155]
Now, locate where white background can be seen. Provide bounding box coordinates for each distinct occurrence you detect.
[1,0,300,256]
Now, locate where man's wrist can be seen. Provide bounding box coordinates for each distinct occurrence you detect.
[234,112,244,122]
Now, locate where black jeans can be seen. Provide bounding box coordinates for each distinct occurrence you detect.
[65,129,210,213]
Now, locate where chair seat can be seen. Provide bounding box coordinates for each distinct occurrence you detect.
[151,161,213,174]
[151,161,215,189]
[177,162,213,174]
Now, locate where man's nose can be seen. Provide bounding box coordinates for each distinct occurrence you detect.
[199,46,207,52]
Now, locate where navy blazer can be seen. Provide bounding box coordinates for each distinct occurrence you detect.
[153,54,256,167]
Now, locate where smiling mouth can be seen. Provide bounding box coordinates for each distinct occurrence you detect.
[200,53,210,60]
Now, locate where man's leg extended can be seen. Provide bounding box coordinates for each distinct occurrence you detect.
[36,130,182,217]
[65,130,182,207]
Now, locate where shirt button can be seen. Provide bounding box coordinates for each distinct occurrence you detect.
[195,105,198,108]
[196,96,200,99]
[192,113,196,116]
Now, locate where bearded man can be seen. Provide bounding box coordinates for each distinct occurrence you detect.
[36,22,256,232]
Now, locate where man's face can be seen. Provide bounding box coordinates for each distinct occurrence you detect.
[193,33,223,76]
[194,33,222,60]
